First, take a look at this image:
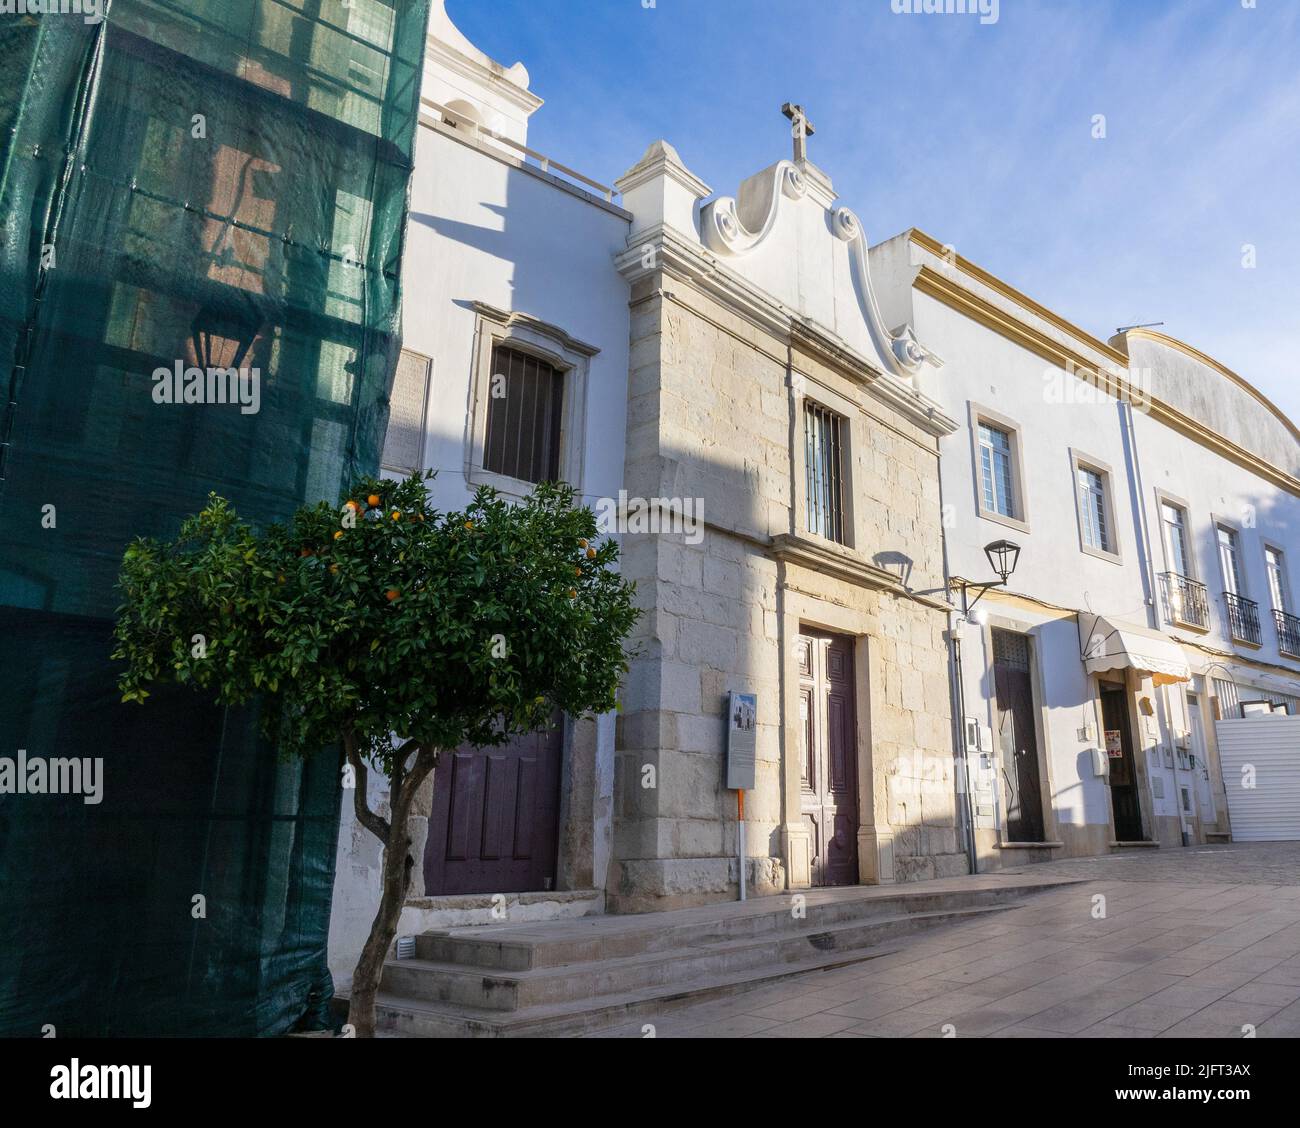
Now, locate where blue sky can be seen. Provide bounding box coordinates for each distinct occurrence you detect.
[447,0,1300,423]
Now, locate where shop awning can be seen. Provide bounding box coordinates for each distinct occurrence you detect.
[1078,614,1191,686]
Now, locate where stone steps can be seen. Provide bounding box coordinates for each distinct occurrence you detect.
[411,884,1032,972]
[383,904,1008,1012]
[359,876,1076,1037]
[369,944,899,1038]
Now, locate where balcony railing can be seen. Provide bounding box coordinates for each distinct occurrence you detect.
[1224,592,1262,646]
[1160,572,1210,629]
[1275,608,1300,658]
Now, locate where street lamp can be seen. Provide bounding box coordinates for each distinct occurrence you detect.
[984,539,1021,585]
[957,539,1022,619]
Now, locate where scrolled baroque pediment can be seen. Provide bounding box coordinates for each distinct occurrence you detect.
[702,161,943,383]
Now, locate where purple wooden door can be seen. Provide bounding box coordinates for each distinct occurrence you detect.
[422,722,563,896]
[799,630,860,886]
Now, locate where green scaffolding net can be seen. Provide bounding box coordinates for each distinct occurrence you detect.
[0,0,430,1036]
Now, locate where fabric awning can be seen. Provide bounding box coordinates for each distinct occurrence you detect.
[1078,614,1191,686]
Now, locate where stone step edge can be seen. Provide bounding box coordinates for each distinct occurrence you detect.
[386,903,1015,990]
[415,880,1075,967]
[368,939,917,1038]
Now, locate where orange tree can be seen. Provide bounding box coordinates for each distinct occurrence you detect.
[112,472,639,1036]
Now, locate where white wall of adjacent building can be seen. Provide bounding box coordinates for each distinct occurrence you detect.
[327,8,632,987]
[870,232,1300,866]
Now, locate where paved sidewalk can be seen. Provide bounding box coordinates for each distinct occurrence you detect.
[592,843,1300,1038]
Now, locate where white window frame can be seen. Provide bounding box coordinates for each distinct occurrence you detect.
[1069,449,1121,563]
[969,402,1029,534]
[1156,491,1196,581]
[1264,542,1291,615]
[1214,519,1246,598]
[466,303,597,499]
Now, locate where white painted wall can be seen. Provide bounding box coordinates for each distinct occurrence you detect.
[328,51,632,989]
[870,232,1300,855]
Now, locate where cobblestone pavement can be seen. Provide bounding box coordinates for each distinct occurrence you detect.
[592,843,1300,1038]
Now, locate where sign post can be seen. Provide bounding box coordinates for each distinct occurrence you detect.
[726,692,758,902]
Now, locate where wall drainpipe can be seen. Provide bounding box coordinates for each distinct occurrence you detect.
[938,468,978,876]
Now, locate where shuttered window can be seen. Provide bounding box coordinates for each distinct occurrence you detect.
[483,345,565,484]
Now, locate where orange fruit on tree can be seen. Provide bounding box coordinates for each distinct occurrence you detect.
[333,530,343,540]
[568,588,577,599]
[367,494,380,507]
[391,510,401,521]
[579,538,588,549]
[386,588,400,602]
[586,548,596,559]
[329,564,339,574]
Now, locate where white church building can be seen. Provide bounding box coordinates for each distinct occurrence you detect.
[328,1,1300,987]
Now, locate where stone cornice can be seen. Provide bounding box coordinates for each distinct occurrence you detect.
[769,533,952,612]
[471,301,600,357]
[912,265,1300,497]
[616,226,959,439]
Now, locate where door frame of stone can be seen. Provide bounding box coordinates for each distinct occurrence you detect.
[797,626,861,887]
[978,614,1060,847]
[777,583,880,888]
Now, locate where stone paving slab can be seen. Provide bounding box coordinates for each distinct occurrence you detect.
[608,843,1300,1039]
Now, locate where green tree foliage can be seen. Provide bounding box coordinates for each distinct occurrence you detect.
[113,471,640,1035]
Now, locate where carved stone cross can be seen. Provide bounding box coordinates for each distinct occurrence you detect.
[782,102,815,164]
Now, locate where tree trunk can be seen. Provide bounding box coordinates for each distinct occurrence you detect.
[346,742,437,1037]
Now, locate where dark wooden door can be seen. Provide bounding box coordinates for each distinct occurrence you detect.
[1100,684,1144,841]
[798,630,860,886]
[422,722,563,896]
[992,629,1045,842]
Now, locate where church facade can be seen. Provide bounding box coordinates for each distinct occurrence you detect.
[328,2,1300,984]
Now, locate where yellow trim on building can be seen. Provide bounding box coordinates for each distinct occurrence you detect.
[1117,328,1300,447]
[908,247,1300,498]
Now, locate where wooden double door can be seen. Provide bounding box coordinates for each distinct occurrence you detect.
[422,721,563,896]
[798,630,860,886]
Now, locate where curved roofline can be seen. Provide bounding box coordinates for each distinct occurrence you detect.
[900,230,1298,448]
[1114,328,1300,445]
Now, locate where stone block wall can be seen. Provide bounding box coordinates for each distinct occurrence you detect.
[609,276,966,912]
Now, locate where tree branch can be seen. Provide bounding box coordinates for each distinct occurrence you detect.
[389,743,438,832]
[343,731,390,842]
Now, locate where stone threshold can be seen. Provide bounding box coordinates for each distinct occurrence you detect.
[405,889,601,912]
[1109,840,1161,848]
[994,841,1064,850]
